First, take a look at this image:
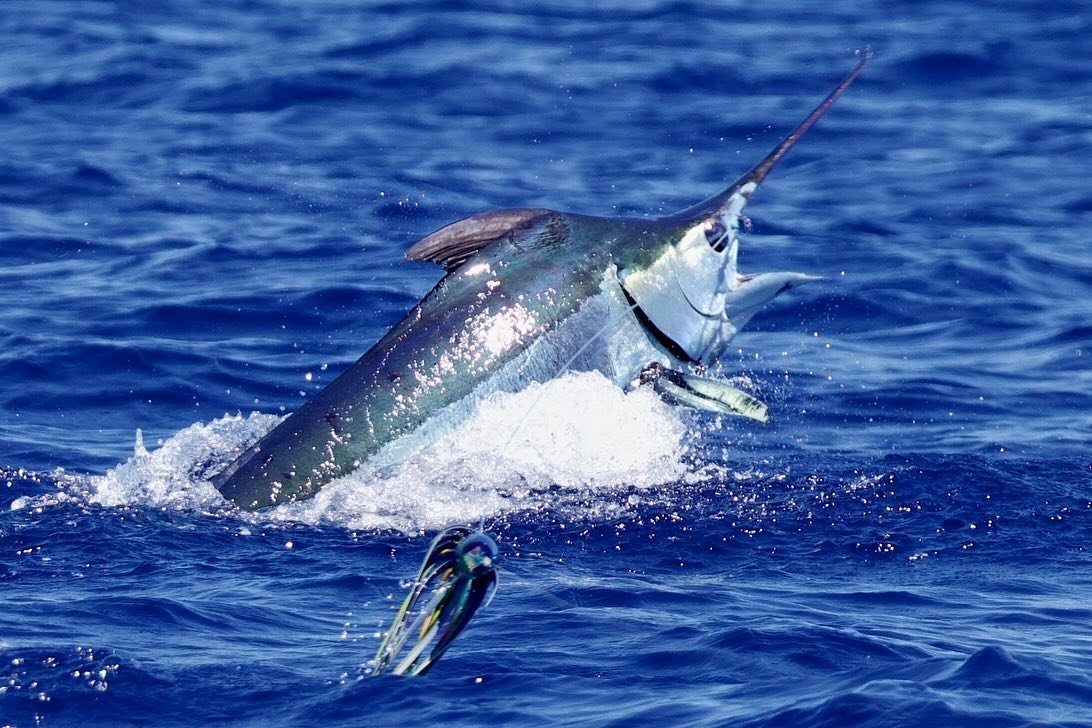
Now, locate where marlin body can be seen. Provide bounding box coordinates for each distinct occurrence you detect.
[213,59,867,510]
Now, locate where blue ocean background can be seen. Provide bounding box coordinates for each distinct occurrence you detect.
[1,0,1090,725]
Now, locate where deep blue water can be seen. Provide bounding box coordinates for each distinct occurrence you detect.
[2,0,1090,725]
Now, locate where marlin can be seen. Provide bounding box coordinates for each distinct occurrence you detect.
[213,58,867,510]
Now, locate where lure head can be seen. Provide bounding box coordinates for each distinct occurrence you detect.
[618,57,867,365]
[457,532,499,578]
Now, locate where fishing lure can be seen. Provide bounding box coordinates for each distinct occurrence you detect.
[372,526,499,676]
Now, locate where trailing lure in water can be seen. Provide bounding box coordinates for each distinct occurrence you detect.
[371,527,499,676]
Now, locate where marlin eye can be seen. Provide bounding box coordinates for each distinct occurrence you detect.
[704,219,727,249]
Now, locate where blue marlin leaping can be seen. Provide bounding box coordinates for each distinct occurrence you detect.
[213,58,868,510]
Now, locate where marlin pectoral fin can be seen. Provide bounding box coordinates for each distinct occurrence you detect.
[639,363,770,423]
[405,208,555,270]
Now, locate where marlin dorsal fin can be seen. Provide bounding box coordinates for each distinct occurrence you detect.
[405,208,553,270]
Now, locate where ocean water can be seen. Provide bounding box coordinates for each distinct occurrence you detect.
[1,0,1090,725]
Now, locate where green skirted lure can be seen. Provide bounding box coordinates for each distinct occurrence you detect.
[372,527,499,676]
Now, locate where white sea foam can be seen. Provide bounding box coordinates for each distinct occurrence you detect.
[81,371,693,532]
[87,413,282,510]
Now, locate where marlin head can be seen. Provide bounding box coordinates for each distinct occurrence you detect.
[619,56,868,365]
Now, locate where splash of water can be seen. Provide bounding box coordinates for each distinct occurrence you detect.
[87,413,281,510]
[83,372,692,531]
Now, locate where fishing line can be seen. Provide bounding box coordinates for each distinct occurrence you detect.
[477,289,644,531]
